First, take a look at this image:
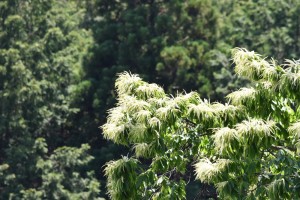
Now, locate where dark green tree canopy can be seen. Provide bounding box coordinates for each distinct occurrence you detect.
[0,0,100,199]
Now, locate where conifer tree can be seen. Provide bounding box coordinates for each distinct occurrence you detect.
[103,48,300,199]
[222,0,300,62]
[0,0,101,198]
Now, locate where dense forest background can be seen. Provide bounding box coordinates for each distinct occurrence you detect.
[0,0,300,199]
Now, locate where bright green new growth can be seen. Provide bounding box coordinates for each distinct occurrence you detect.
[103,49,300,199]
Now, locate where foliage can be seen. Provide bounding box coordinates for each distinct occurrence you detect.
[21,139,102,200]
[222,0,300,62]
[79,2,300,197]
[2,0,300,199]
[76,1,231,195]
[103,49,300,199]
[0,0,101,199]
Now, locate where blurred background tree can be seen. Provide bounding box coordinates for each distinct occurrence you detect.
[0,0,101,199]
